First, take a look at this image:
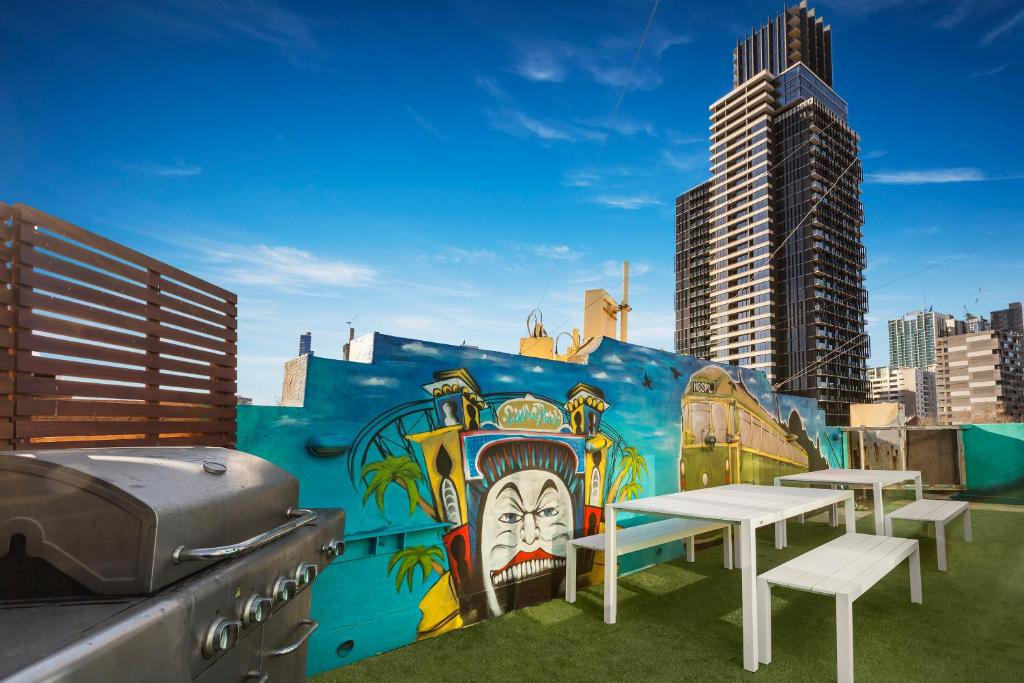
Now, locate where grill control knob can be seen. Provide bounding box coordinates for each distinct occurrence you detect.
[295,562,319,586]
[322,539,345,559]
[203,618,241,658]
[274,577,298,603]
[243,595,273,627]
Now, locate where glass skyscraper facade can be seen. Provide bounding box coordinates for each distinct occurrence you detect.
[674,1,868,425]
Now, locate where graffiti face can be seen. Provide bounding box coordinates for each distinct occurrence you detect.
[479,469,573,616]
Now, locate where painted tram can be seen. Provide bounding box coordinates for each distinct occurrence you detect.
[679,365,809,489]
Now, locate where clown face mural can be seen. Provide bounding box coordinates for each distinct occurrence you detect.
[355,368,649,639]
[476,440,576,616]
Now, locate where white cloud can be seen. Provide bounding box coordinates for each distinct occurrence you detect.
[529,365,545,373]
[432,247,496,265]
[532,244,579,261]
[593,194,661,210]
[495,374,516,383]
[274,414,308,427]
[970,63,1010,78]
[475,75,511,102]
[400,341,441,357]
[563,171,600,187]
[212,244,376,291]
[582,115,657,137]
[981,8,1024,45]
[487,109,585,142]
[592,371,609,379]
[605,354,623,364]
[404,104,444,139]
[510,39,664,91]
[128,160,202,177]
[865,168,989,184]
[128,0,325,67]
[900,226,942,236]
[602,260,650,278]
[662,149,706,171]
[665,130,706,145]
[356,376,398,388]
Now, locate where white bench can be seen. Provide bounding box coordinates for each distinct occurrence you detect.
[885,499,971,571]
[758,533,921,683]
[565,518,732,604]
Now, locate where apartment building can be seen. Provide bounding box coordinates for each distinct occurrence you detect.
[935,330,1024,424]
[866,365,937,421]
[674,1,867,425]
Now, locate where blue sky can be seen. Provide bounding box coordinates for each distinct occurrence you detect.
[3,0,1023,404]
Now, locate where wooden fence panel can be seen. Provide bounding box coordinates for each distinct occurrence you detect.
[1,202,238,450]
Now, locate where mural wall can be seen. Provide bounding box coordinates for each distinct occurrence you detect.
[237,333,839,674]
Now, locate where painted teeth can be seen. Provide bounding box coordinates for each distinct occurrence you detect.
[492,558,567,586]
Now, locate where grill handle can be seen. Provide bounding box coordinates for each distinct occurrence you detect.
[268,619,319,657]
[172,508,318,563]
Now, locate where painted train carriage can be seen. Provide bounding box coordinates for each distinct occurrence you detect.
[680,365,808,489]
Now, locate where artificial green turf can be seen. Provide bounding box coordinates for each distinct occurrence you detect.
[312,507,1024,682]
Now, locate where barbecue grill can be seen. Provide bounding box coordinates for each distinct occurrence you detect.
[0,447,345,682]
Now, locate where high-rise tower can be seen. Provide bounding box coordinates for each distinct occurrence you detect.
[674,1,868,425]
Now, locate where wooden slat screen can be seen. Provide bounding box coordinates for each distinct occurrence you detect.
[1,202,237,450]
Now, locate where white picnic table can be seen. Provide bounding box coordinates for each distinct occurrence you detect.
[775,468,923,537]
[605,483,855,672]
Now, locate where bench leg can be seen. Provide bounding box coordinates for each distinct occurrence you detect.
[963,508,973,543]
[844,497,856,535]
[829,484,839,528]
[935,521,947,571]
[723,525,733,570]
[774,519,785,550]
[909,544,922,604]
[873,482,885,535]
[686,536,696,563]
[799,512,805,524]
[757,578,771,664]
[566,544,577,603]
[836,594,854,683]
[603,505,617,624]
[884,514,892,537]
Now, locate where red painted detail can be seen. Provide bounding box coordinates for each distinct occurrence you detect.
[583,504,602,535]
[442,524,471,589]
[491,548,558,576]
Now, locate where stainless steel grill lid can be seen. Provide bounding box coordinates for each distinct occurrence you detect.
[0,447,300,597]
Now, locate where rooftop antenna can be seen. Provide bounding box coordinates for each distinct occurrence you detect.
[343,313,359,361]
[618,261,632,342]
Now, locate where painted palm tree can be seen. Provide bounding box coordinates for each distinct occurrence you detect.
[361,455,436,517]
[388,545,446,592]
[607,445,648,502]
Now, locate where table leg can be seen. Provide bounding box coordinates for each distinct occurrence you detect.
[844,496,856,534]
[873,482,885,535]
[603,504,617,624]
[829,484,838,527]
[723,525,733,570]
[739,520,759,672]
[914,475,923,500]
[772,477,784,549]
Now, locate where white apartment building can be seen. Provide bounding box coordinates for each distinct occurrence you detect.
[866,365,937,421]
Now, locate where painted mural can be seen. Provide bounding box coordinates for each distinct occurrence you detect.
[350,367,646,638]
[236,333,841,674]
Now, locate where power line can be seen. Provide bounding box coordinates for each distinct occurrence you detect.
[594,0,662,166]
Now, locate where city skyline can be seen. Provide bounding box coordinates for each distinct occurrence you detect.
[3,0,1023,403]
